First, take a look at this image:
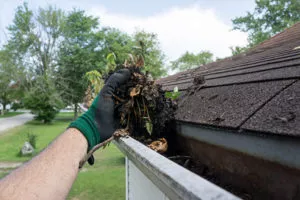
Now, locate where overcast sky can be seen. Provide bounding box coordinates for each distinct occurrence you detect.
[0,0,256,62]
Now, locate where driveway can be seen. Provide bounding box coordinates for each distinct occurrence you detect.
[0,113,34,134]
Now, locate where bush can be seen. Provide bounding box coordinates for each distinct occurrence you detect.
[27,133,37,149]
[24,77,64,123]
[11,102,24,111]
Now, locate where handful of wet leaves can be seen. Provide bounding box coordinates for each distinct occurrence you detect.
[84,59,177,154]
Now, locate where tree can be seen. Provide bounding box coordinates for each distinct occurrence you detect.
[170,51,213,72]
[23,77,63,123]
[133,30,167,79]
[57,10,101,119]
[0,50,18,114]
[6,3,65,123]
[230,46,248,56]
[99,28,134,68]
[232,0,300,47]
[97,29,167,79]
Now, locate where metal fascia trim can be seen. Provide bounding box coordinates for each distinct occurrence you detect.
[114,137,240,200]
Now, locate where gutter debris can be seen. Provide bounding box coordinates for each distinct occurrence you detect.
[85,55,177,153]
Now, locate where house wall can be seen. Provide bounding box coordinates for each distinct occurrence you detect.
[126,157,169,200]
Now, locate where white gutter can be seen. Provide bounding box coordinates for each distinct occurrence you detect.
[114,136,240,200]
[81,103,239,199]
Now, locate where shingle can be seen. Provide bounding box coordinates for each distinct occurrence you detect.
[242,80,300,136]
[175,80,294,128]
[205,55,300,79]
[205,65,300,87]
[158,22,300,136]
[162,64,300,91]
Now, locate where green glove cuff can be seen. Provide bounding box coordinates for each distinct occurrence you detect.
[69,110,101,151]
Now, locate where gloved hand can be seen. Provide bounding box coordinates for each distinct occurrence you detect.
[69,69,131,165]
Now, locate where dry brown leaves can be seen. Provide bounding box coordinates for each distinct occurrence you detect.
[147,138,168,153]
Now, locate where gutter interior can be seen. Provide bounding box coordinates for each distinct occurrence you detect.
[169,122,300,200]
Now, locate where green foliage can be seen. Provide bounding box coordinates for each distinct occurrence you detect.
[23,77,63,123]
[11,102,24,111]
[85,70,104,94]
[56,10,101,118]
[165,86,181,100]
[144,118,153,135]
[6,3,65,121]
[7,3,65,75]
[27,133,37,149]
[232,0,300,46]
[230,46,249,56]
[3,3,169,123]
[98,28,134,68]
[171,51,213,72]
[133,30,167,79]
[106,53,117,72]
[0,49,23,114]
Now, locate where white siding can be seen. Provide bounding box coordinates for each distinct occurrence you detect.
[126,157,169,200]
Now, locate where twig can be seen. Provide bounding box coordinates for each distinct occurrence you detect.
[112,94,126,102]
[183,159,190,168]
[168,155,191,160]
[79,129,129,169]
[79,136,114,168]
[142,97,146,115]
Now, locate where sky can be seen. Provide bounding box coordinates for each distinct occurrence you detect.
[0,0,256,62]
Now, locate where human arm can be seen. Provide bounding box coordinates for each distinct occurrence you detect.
[0,128,87,200]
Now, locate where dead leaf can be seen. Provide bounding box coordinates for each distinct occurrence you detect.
[130,85,142,97]
[148,138,168,153]
[136,55,144,67]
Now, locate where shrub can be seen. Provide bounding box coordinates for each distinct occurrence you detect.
[27,133,37,149]
[11,102,24,111]
[24,77,64,123]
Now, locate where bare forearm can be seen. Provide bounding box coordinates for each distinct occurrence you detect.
[0,128,87,200]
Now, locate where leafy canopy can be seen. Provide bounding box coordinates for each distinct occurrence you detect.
[57,9,101,118]
[6,3,65,122]
[170,51,213,72]
[133,30,167,79]
[232,0,300,47]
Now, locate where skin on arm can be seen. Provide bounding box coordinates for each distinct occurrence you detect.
[0,128,87,200]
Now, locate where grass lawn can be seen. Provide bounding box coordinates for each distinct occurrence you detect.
[68,145,125,200]
[0,112,74,162]
[0,112,23,118]
[0,112,125,200]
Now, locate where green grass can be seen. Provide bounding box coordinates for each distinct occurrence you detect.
[0,112,23,118]
[0,111,125,200]
[0,116,70,162]
[68,145,125,200]
[0,112,74,162]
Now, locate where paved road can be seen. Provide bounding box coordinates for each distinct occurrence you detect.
[0,113,34,134]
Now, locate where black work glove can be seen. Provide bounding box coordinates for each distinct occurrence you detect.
[69,69,131,165]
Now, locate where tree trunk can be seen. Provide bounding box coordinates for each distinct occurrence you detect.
[3,102,7,113]
[74,103,78,120]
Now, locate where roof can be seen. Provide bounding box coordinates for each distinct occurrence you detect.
[157,22,300,137]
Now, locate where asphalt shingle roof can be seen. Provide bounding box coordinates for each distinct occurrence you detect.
[157,22,300,136]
